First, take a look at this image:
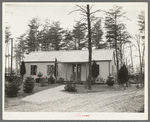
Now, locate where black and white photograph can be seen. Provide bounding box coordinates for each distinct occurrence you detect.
[3,2,148,120]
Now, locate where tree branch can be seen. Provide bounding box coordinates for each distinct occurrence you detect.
[76,5,87,14]
[90,5,95,10]
[68,9,86,15]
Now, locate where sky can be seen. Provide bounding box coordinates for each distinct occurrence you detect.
[3,2,147,70]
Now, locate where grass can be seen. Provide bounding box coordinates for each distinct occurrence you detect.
[4,83,61,109]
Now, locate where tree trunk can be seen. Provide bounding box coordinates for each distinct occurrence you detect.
[16,57,18,75]
[114,14,119,83]
[87,5,92,90]
[75,38,77,50]
[141,45,145,85]
[130,43,134,73]
[22,75,24,83]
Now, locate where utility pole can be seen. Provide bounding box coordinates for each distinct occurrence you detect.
[87,5,92,90]
[11,38,13,76]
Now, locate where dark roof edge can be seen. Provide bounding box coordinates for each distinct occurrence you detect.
[26,49,114,54]
[24,60,112,63]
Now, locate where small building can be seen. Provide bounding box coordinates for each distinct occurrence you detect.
[24,49,116,82]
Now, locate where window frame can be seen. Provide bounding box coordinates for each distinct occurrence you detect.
[30,65,37,75]
[47,65,54,75]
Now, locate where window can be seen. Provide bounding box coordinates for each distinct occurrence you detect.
[47,65,54,75]
[73,64,81,73]
[30,65,37,75]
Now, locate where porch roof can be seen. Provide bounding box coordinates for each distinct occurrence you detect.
[24,49,114,63]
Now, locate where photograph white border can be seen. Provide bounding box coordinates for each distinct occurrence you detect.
[2,2,148,120]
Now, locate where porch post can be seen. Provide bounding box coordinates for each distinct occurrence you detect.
[66,63,67,81]
[56,64,57,81]
[109,61,110,76]
[76,63,77,82]
[86,62,87,80]
[112,66,114,76]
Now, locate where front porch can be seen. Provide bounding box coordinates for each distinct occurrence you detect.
[57,62,89,83]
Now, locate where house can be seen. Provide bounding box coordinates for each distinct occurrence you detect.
[23,49,116,82]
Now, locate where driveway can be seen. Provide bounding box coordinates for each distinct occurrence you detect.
[22,85,75,103]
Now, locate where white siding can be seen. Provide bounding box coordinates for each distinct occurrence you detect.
[97,61,109,80]
[25,62,55,79]
[81,63,88,81]
[25,62,73,81]
[24,59,115,81]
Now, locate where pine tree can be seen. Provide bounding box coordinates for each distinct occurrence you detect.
[62,30,73,50]
[49,21,64,50]
[5,25,11,43]
[104,5,131,80]
[72,21,86,50]
[91,19,104,49]
[26,17,41,53]
[138,11,145,33]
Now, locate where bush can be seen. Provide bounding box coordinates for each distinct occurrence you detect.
[106,76,114,86]
[48,76,55,84]
[64,81,77,92]
[37,72,43,78]
[86,76,95,85]
[118,64,129,84]
[6,76,22,84]
[23,77,34,93]
[138,105,144,112]
[56,78,64,84]
[40,77,48,87]
[135,73,144,84]
[5,81,21,97]
[36,78,40,83]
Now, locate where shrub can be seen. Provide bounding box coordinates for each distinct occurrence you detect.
[64,81,77,92]
[6,76,22,84]
[37,72,43,83]
[5,80,21,97]
[40,77,48,87]
[23,77,34,93]
[138,105,144,112]
[56,78,64,84]
[86,76,95,85]
[37,72,43,78]
[48,76,55,84]
[36,78,40,83]
[118,64,129,84]
[135,73,144,84]
[95,76,105,84]
[106,75,114,86]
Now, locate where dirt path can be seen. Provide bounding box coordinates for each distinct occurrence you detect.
[5,85,144,112]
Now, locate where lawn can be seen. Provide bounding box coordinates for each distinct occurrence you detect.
[4,83,144,112]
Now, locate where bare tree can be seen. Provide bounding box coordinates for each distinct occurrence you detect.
[69,4,103,90]
[133,34,144,75]
[104,6,131,81]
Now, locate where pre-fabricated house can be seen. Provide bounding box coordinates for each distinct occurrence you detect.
[24,49,116,82]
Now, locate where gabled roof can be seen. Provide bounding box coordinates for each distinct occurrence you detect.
[24,49,114,63]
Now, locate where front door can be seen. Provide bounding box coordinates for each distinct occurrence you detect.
[73,64,81,81]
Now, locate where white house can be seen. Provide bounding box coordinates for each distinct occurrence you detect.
[23,49,116,82]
